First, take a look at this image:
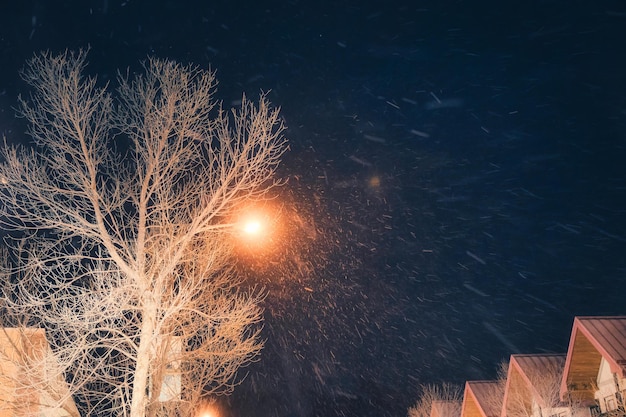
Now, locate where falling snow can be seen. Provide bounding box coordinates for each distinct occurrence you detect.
[1,1,626,417]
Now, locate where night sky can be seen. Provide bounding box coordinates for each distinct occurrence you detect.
[1,1,626,417]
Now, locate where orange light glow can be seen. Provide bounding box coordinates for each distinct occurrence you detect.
[230,201,282,254]
[237,211,269,243]
[196,400,222,417]
[242,217,263,236]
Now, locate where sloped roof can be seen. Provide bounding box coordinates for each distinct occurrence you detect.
[560,316,626,401]
[462,381,500,417]
[502,353,566,416]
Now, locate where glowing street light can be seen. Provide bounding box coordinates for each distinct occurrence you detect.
[231,203,281,253]
[196,400,221,417]
[238,211,268,242]
[242,217,263,236]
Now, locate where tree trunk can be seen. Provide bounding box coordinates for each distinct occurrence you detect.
[129,297,157,417]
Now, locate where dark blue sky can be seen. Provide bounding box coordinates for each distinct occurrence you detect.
[1,1,626,417]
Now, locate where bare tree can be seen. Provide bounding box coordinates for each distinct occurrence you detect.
[504,356,578,417]
[0,50,287,417]
[527,360,564,417]
[485,360,509,417]
[408,383,463,417]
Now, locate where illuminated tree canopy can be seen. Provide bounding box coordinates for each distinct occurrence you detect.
[0,50,287,417]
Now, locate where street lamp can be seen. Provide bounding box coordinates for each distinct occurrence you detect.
[241,216,263,236]
[228,200,286,274]
[233,203,280,250]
